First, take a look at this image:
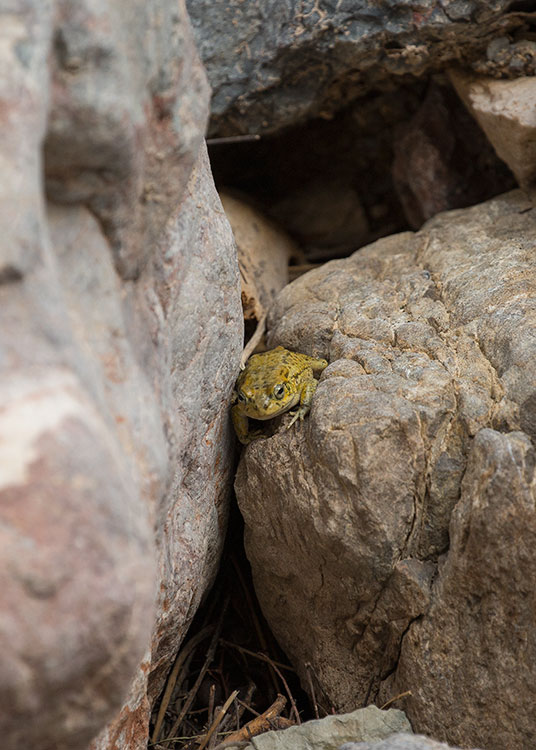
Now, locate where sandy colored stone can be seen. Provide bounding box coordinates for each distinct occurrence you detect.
[450,70,536,192]
[341,734,481,750]
[221,192,296,323]
[235,190,536,749]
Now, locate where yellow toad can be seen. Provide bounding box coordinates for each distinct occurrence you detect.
[232,346,328,444]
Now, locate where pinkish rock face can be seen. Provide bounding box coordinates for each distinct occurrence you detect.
[45,0,211,280]
[0,372,156,750]
[0,2,242,750]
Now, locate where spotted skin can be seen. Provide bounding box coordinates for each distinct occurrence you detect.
[232,346,328,444]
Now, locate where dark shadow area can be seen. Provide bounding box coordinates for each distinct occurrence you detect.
[209,76,515,263]
[150,501,325,749]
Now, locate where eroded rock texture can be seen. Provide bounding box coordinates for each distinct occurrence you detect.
[187,0,523,136]
[392,429,536,749]
[0,3,242,750]
[235,190,536,750]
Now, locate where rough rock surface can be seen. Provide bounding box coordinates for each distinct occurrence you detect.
[91,145,242,750]
[0,3,242,750]
[230,706,411,750]
[235,190,536,750]
[472,35,536,79]
[391,429,536,749]
[450,70,536,194]
[341,734,481,750]
[187,0,523,136]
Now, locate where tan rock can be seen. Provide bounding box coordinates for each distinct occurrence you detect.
[235,190,536,750]
[342,735,482,750]
[450,70,536,193]
[392,429,536,749]
[221,192,296,323]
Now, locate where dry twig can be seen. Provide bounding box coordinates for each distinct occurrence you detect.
[207,684,217,748]
[380,690,412,710]
[198,690,240,750]
[165,598,229,742]
[252,655,301,726]
[219,683,256,739]
[222,693,290,746]
[219,640,293,672]
[230,558,280,696]
[304,662,320,720]
[211,741,250,750]
[240,312,267,369]
[207,135,261,145]
[152,625,215,743]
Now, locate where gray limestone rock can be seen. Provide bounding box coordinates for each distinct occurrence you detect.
[187,0,522,136]
[229,706,411,750]
[340,733,481,749]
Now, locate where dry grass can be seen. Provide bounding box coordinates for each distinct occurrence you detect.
[149,533,330,749]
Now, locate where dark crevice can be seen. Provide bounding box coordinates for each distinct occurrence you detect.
[150,500,321,746]
[0,265,23,284]
[371,613,424,705]
[508,1,536,13]
[209,76,514,266]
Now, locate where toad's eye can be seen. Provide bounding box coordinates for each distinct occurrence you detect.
[273,384,285,400]
[237,391,246,403]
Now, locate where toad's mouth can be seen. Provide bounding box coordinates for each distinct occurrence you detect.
[245,392,300,419]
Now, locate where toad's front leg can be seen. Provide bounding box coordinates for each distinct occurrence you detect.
[232,406,264,444]
[287,378,318,429]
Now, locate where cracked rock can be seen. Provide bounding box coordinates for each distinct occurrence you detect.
[235,190,536,749]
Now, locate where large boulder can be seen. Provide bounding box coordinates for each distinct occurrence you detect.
[187,0,523,136]
[235,190,536,750]
[0,2,242,750]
